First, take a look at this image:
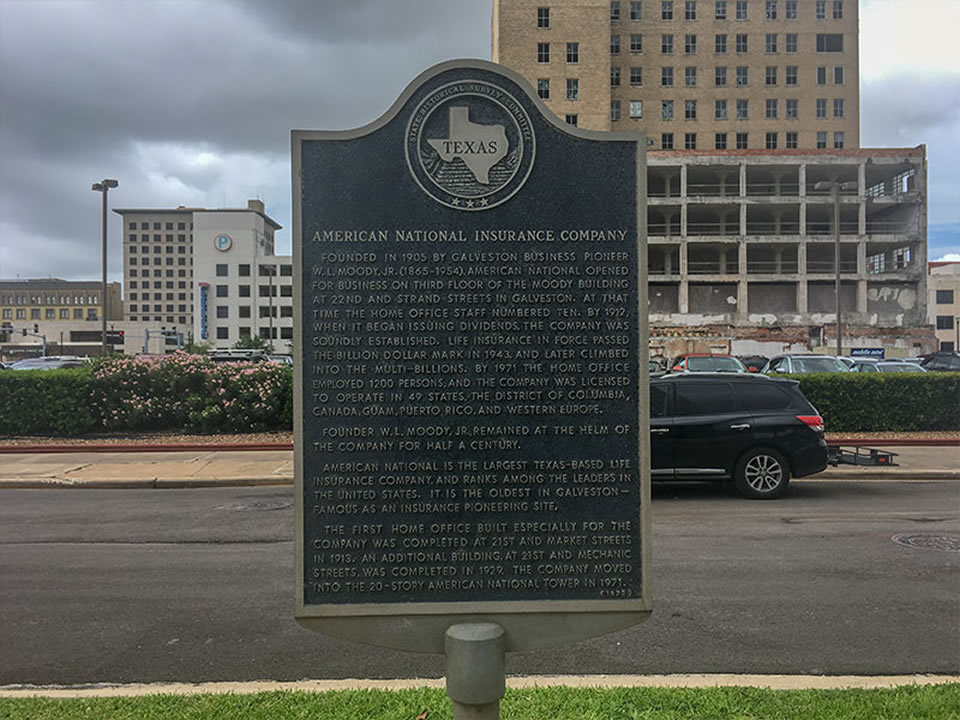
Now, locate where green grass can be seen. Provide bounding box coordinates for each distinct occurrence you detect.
[2,685,959,720]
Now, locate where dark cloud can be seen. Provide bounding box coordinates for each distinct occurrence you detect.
[0,0,490,280]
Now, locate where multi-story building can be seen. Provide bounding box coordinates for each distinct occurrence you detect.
[928,262,959,352]
[113,200,289,352]
[493,0,860,149]
[643,145,934,357]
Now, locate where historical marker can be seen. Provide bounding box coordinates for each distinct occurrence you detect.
[293,60,650,655]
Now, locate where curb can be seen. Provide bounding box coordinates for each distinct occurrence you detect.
[0,442,293,454]
[1,674,957,697]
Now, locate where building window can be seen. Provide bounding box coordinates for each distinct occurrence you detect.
[631,1,643,19]
[567,42,580,63]
[833,98,844,117]
[662,0,673,19]
[786,131,798,148]
[765,98,778,118]
[566,78,579,99]
[715,34,727,54]
[765,132,778,149]
[833,131,844,148]
[785,65,798,85]
[785,0,797,19]
[786,98,798,118]
[936,316,955,331]
[538,6,550,27]
[280,327,293,340]
[786,33,798,52]
[661,132,675,149]
[715,66,727,86]
[216,327,229,340]
[685,66,697,86]
[662,66,674,86]
[834,66,844,84]
[216,285,228,298]
[735,0,747,19]
[611,99,622,121]
[685,0,697,19]
[216,264,227,276]
[736,66,748,86]
[565,114,578,126]
[59,308,69,319]
[611,1,621,20]
[816,0,826,19]
[216,306,228,319]
[736,132,748,149]
[538,78,550,99]
[816,131,827,148]
[936,290,955,304]
[817,66,827,85]
[661,99,674,119]
[833,0,843,19]
[736,98,748,119]
[239,306,251,319]
[765,66,777,85]
[765,0,777,19]
[630,66,643,85]
[735,34,748,54]
[715,98,728,119]
[816,34,844,52]
[611,35,621,54]
[685,99,697,119]
[684,34,696,54]
[630,33,643,52]
[630,100,644,118]
[715,0,726,19]
[661,34,673,54]
[765,33,777,53]
[611,66,621,86]
[538,42,550,63]
[816,98,827,118]
[715,132,728,149]
[684,132,696,149]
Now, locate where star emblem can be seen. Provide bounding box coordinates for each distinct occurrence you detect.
[466,200,475,208]
[479,198,489,206]
[451,198,461,206]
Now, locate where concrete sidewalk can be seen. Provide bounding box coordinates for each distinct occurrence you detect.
[0,446,956,489]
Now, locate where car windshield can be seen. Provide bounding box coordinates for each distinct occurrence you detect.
[878,363,925,372]
[792,357,846,373]
[686,356,746,372]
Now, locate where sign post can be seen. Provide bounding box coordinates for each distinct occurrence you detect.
[293,60,650,716]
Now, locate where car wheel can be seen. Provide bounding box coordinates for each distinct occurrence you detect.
[734,448,789,499]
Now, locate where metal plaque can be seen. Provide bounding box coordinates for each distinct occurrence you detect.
[293,60,650,653]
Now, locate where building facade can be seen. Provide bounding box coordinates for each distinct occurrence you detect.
[111,200,287,351]
[493,0,860,149]
[928,262,959,352]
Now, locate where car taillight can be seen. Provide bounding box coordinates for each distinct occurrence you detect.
[797,415,824,432]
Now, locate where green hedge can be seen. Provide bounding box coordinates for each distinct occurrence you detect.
[0,369,97,436]
[789,372,960,432]
[0,353,293,437]
[1,359,957,436]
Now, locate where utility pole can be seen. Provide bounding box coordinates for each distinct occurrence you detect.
[92,179,118,357]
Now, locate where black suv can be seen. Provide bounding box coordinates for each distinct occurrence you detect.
[650,373,828,499]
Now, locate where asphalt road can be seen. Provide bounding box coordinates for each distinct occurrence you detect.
[1,480,958,685]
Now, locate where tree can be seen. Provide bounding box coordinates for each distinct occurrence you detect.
[181,333,211,355]
[233,334,274,353]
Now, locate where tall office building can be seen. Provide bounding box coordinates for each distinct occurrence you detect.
[493,0,859,150]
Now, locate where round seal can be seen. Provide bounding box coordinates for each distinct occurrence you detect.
[405,80,535,211]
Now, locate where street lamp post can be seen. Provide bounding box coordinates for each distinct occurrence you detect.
[92,179,118,356]
[814,179,857,357]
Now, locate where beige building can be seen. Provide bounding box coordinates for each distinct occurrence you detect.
[493,0,859,149]
[928,262,959,352]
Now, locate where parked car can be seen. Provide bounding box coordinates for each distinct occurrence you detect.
[268,354,294,366]
[738,355,769,373]
[651,373,828,499]
[667,354,747,374]
[919,351,960,372]
[763,354,850,374]
[853,360,927,373]
[10,355,87,371]
[208,349,268,363]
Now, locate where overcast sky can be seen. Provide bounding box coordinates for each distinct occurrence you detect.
[1,0,958,284]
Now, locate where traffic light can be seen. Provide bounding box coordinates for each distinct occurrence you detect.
[33,323,39,334]
[22,328,27,336]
